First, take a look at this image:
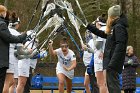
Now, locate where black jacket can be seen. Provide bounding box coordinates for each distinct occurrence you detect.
[0,17,27,68]
[87,14,128,74]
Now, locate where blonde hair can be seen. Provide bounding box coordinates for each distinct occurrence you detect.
[105,16,119,34]
[0,5,7,14]
[126,45,133,54]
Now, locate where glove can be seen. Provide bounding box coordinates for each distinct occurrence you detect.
[32,51,48,59]
[14,50,18,58]
[16,55,28,60]
[87,65,93,75]
[16,46,32,55]
[128,59,133,65]
[14,50,34,60]
[32,53,40,59]
[14,51,27,60]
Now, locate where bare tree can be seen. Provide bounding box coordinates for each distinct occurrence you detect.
[132,0,137,55]
[4,0,8,7]
[116,0,127,14]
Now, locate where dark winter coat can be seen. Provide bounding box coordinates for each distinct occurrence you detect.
[122,55,139,90]
[0,16,27,68]
[87,14,128,74]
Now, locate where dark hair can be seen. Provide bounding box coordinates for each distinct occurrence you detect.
[10,11,20,23]
[60,37,68,45]
[98,14,106,23]
[101,13,106,17]
[9,11,20,28]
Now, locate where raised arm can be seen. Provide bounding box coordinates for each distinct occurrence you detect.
[48,40,57,56]
[87,24,107,39]
[0,22,26,43]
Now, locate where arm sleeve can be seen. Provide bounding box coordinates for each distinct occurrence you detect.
[124,62,131,67]
[108,25,128,68]
[0,22,26,43]
[87,24,107,38]
[86,39,95,53]
[95,41,103,50]
[71,51,76,61]
[54,48,60,55]
[87,48,94,53]
[132,56,139,67]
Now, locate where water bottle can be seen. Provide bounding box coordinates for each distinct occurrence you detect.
[32,51,48,59]
[34,73,43,88]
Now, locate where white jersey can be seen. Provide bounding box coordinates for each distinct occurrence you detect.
[30,59,37,69]
[9,28,21,64]
[9,28,21,48]
[95,26,106,51]
[18,41,37,77]
[24,41,37,69]
[83,39,95,66]
[55,48,76,79]
[18,59,30,77]
[7,28,21,74]
[94,26,106,72]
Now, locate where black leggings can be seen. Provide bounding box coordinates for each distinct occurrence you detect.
[0,67,7,93]
[124,89,135,93]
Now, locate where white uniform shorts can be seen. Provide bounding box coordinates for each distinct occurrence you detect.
[14,61,18,78]
[7,63,14,73]
[56,62,74,79]
[18,59,30,77]
[7,53,18,73]
[94,51,103,73]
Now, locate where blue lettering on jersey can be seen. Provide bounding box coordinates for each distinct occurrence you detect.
[59,56,71,65]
